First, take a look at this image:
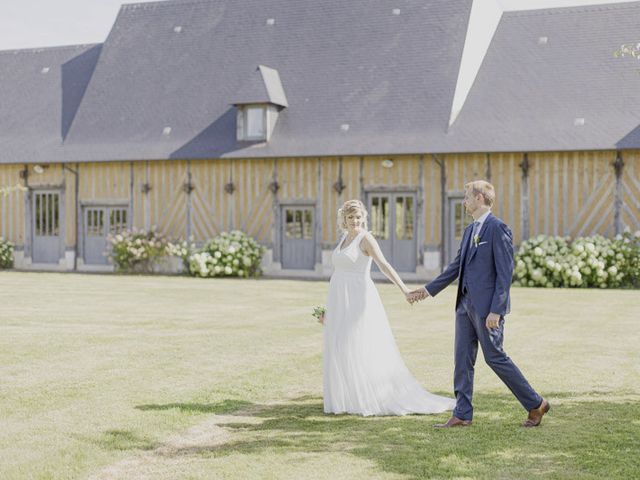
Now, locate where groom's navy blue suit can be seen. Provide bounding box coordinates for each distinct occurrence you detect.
[425,213,542,420]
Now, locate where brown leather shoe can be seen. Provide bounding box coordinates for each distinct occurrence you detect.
[434,416,472,428]
[523,398,550,427]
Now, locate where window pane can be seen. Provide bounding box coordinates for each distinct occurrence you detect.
[52,194,59,236]
[396,196,414,240]
[285,209,301,239]
[87,209,104,237]
[246,107,265,138]
[396,197,404,240]
[370,196,389,240]
[455,201,465,241]
[303,209,313,240]
[35,194,41,236]
[110,209,127,234]
[45,194,50,236]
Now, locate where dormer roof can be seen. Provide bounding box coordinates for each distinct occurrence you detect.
[232,65,288,108]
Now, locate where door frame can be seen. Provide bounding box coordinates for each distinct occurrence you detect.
[27,186,66,264]
[79,201,130,264]
[364,188,418,272]
[279,201,318,270]
[445,192,466,265]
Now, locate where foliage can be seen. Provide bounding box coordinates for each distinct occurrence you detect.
[165,238,197,271]
[513,229,640,288]
[188,230,265,278]
[0,237,14,269]
[106,228,169,273]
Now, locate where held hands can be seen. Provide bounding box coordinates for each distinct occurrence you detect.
[405,287,430,305]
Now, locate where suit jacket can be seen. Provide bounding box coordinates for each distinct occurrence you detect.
[425,213,514,320]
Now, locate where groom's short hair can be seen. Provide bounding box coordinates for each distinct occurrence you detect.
[465,180,495,207]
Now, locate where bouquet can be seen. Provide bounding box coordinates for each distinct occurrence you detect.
[312,305,326,324]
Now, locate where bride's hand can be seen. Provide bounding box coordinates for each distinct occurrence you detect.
[403,290,413,304]
[318,313,325,325]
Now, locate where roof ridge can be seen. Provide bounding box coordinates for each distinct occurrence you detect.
[504,1,640,17]
[0,43,101,56]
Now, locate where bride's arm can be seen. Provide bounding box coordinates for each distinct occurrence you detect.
[360,232,410,295]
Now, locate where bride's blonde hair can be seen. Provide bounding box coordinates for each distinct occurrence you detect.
[337,199,368,232]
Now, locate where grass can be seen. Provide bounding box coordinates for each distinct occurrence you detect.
[0,271,638,479]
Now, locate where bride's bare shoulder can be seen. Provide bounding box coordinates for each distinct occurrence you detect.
[359,231,377,253]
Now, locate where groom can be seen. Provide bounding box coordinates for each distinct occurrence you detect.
[410,180,549,428]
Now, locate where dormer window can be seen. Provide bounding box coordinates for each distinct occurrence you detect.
[245,106,267,139]
[232,65,288,143]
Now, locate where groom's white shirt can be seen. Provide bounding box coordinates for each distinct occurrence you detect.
[474,209,491,229]
[469,209,491,248]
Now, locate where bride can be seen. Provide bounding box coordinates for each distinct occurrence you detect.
[321,199,456,416]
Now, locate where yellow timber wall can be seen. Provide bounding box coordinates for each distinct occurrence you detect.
[0,151,639,270]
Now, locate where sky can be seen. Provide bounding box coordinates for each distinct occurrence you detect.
[0,0,636,50]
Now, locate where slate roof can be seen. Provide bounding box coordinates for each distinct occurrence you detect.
[0,44,101,164]
[443,2,640,153]
[58,0,474,162]
[1,0,640,164]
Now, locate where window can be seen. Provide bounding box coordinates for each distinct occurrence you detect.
[370,196,389,240]
[245,106,266,139]
[285,208,313,240]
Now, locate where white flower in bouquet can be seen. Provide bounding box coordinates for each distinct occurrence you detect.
[534,247,543,256]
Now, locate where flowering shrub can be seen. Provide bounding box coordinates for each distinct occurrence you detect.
[513,229,640,288]
[107,228,169,273]
[165,238,197,271]
[0,237,14,269]
[188,230,265,278]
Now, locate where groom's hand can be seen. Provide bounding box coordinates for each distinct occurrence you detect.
[408,287,429,304]
[486,313,501,329]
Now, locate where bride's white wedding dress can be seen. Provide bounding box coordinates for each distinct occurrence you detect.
[323,230,456,416]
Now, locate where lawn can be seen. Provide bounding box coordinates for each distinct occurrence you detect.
[0,271,638,480]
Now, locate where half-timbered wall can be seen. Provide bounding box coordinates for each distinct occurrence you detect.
[0,165,26,245]
[0,149,638,273]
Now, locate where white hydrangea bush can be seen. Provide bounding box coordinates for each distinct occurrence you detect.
[514,229,640,288]
[0,237,14,269]
[188,230,265,278]
[165,238,197,271]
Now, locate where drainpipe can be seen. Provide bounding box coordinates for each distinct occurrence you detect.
[432,154,446,272]
[519,153,530,241]
[613,151,624,235]
[63,163,79,271]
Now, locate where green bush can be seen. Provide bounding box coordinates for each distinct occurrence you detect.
[188,230,265,278]
[514,229,640,288]
[0,237,14,269]
[106,228,169,273]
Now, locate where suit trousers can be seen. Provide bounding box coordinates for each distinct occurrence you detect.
[453,293,542,420]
